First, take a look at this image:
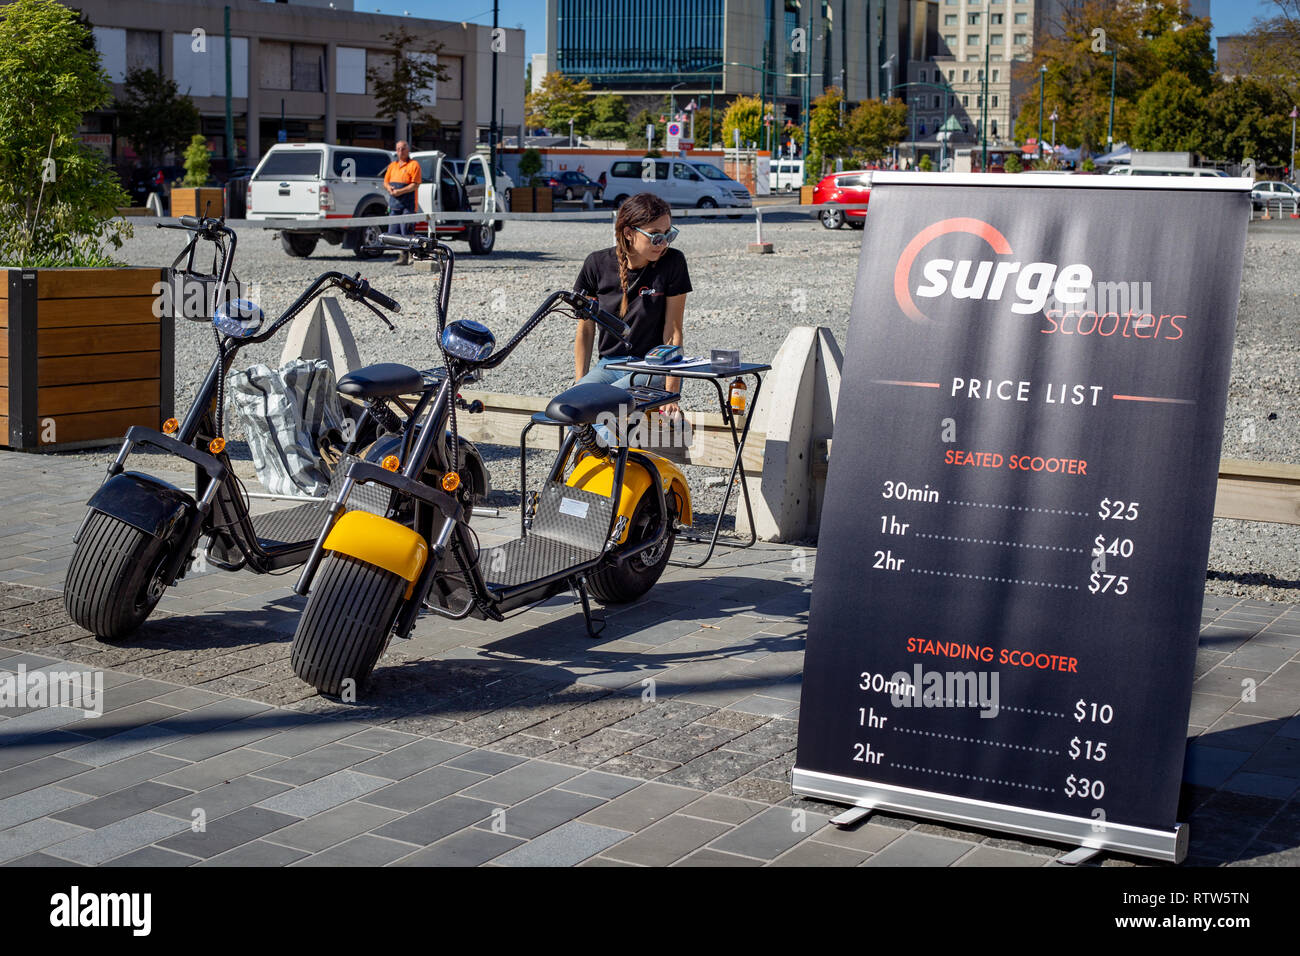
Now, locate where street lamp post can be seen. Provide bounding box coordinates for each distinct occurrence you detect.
[1050,108,1058,154]
[1291,108,1298,181]
[1037,65,1047,160]
[981,13,990,171]
[1107,46,1118,149]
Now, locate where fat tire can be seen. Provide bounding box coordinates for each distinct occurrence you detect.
[64,511,171,639]
[586,495,675,604]
[291,553,406,696]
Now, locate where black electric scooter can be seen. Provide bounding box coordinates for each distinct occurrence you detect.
[288,233,693,697]
[62,216,483,639]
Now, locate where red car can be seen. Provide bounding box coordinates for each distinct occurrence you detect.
[812,170,871,229]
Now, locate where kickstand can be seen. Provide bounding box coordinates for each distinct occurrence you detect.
[574,575,605,639]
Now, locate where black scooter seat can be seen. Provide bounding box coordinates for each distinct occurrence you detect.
[545,382,632,425]
[337,362,424,399]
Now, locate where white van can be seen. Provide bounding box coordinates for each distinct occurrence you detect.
[770,159,804,192]
[1105,165,1227,177]
[606,158,750,209]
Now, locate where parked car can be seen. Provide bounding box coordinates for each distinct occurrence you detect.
[812,170,871,229]
[545,170,602,202]
[1105,165,1228,177]
[246,143,394,258]
[1251,180,1300,212]
[606,158,751,210]
[770,159,804,192]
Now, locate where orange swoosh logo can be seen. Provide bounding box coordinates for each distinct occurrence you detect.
[893,218,1013,323]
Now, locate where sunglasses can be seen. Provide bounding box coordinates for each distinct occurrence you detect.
[633,225,679,247]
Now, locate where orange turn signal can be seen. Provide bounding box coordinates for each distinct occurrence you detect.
[208,437,226,454]
[381,455,401,472]
[441,472,461,492]
[162,418,179,435]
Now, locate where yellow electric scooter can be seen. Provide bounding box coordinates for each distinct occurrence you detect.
[288,235,691,697]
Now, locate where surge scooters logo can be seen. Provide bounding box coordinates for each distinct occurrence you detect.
[892,217,1093,323]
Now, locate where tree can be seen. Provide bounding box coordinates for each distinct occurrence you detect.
[1207,77,1293,166]
[367,27,448,142]
[1238,1,1300,104]
[806,87,848,178]
[182,134,211,186]
[1010,0,1215,154]
[517,147,542,185]
[625,107,662,149]
[525,73,595,134]
[0,0,131,265]
[846,98,909,164]
[114,67,199,167]
[721,95,762,147]
[1130,72,1211,152]
[587,93,628,140]
[1003,153,1022,173]
[918,154,933,171]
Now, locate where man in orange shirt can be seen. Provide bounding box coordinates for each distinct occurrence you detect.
[384,140,421,264]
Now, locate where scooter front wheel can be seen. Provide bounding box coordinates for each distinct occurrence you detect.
[291,553,405,697]
[64,511,172,639]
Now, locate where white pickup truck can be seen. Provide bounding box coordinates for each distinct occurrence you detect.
[246,143,393,258]
[247,143,500,258]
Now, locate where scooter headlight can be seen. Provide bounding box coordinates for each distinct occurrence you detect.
[214,298,264,339]
[441,319,495,362]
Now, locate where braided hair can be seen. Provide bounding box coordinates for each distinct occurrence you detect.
[612,192,672,317]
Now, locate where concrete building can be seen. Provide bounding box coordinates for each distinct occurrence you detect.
[70,0,523,170]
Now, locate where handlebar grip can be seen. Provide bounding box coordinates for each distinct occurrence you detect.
[594,306,632,341]
[363,285,401,313]
[379,234,419,248]
[179,215,200,228]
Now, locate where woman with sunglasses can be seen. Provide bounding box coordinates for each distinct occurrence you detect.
[573,192,690,419]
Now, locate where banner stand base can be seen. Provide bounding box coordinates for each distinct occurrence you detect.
[793,768,1188,864]
[830,806,873,829]
[1056,846,1104,866]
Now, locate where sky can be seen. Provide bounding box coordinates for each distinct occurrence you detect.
[366,1,1283,62]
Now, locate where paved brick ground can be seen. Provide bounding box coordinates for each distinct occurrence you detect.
[0,451,1297,866]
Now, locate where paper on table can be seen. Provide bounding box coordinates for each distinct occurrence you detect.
[624,355,715,370]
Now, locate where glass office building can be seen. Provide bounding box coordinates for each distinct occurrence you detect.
[554,0,726,87]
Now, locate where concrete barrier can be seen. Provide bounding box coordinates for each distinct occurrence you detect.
[735,325,842,542]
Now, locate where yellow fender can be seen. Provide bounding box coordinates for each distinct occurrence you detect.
[566,451,692,544]
[322,510,428,599]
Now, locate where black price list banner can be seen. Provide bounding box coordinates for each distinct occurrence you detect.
[793,175,1250,862]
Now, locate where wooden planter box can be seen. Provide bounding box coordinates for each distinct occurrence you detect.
[509,187,553,213]
[2,268,173,451]
[800,185,816,204]
[170,187,224,219]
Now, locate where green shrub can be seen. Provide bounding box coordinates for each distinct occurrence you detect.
[182,134,211,187]
[0,0,131,265]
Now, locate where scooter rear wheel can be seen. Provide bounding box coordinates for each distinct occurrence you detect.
[587,494,675,605]
[64,511,171,639]
[291,553,405,697]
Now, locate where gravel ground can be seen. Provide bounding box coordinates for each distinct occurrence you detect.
[59,215,1300,602]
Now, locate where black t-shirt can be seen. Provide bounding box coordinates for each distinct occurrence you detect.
[574,246,692,358]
